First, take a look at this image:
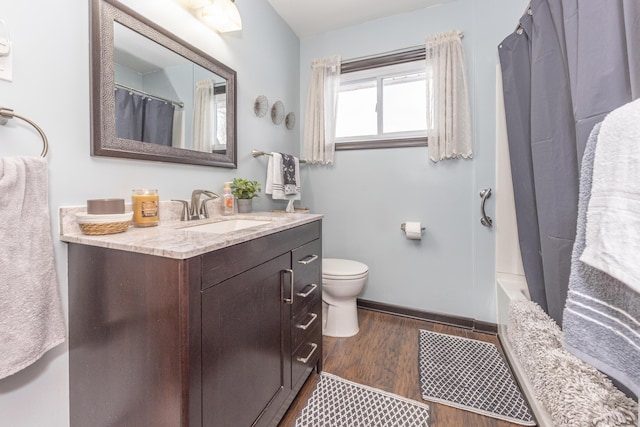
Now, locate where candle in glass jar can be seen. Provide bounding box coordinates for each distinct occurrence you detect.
[132,189,159,227]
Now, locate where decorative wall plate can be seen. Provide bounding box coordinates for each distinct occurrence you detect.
[271,100,284,125]
[285,112,296,130]
[254,95,268,117]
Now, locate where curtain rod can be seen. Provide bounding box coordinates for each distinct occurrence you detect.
[344,45,425,64]
[115,82,184,109]
[342,31,464,65]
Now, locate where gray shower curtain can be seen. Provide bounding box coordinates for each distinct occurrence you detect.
[142,98,175,147]
[114,88,175,146]
[498,0,640,326]
[115,87,144,141]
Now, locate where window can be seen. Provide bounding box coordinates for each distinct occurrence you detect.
[335,50,429,150]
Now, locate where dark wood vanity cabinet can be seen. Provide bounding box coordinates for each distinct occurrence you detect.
[68,220,322,427]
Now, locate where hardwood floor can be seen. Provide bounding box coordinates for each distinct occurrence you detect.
[278,308,531,427]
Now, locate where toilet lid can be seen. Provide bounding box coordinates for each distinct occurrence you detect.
[323,258,368,280]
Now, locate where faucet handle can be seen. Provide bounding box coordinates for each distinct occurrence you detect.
[198,192,220,219]
[171,200,190,221]
[200,200,210,219]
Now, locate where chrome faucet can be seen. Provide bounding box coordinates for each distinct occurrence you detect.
[172,190,219,221]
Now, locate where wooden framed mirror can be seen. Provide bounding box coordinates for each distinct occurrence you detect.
[90,0,237,168]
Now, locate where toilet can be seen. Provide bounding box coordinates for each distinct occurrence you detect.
[322,258,369,337]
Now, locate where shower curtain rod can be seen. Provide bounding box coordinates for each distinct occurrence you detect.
[115,82,184,109]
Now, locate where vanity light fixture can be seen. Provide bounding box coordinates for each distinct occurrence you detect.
[180,0,210,8]
[177,0,242,33]
[186,0,242,33]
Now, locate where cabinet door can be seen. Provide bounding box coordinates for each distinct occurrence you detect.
[201,254,290,427]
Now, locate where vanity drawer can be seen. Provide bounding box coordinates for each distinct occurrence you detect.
[201,221,321,290]
[291,282,321,322]
[292,300,321,350]
[291,238,322,318]
[291,323,322,390]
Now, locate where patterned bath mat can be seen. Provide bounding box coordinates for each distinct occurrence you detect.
[418,330,535,425]
[295,372,430,427]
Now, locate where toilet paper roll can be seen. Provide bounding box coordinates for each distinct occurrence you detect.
[404,221,422,240]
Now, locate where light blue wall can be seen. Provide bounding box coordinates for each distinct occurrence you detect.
[147,64,193,143]
[469,0,528,322]
[299,0,527,323]
[0,0,298,425]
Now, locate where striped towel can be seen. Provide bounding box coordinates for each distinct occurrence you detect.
[581,98,640,293]
[562,122,640,400]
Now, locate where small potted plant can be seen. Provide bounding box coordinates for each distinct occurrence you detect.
[231,178,261,213]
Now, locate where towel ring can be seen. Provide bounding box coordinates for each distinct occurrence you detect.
[0,107,49,157]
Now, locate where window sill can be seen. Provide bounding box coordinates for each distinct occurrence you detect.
[335,137,427,151]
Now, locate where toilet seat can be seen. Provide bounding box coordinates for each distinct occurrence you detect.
[323,258,368,281]
[323,271,369,281]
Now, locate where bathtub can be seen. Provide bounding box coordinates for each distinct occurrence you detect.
[496,273,553,427]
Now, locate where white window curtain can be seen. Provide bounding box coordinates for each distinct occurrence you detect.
[302,55,341,165]
[215,97,227,149]
[171,109,186,149]
[425,31,472,162]
[193,80,215,152]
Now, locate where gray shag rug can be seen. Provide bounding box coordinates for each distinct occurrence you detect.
[295,373,430,427]
[418,330,535,425]
[508,299,638,427]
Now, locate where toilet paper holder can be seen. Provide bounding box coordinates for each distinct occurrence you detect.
[400,223,425,232]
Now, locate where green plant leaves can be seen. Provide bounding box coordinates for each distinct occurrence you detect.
[230,178,261,199]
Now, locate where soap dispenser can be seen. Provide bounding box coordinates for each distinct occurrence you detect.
[222,181,234,215]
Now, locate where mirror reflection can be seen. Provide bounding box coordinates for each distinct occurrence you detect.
[113,23,227,154]
[91,0,237,168]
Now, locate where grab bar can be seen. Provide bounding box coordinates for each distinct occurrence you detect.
[0,107,49,157]
[480,188,493,228]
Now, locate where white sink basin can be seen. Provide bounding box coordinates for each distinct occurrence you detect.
[182,219,272,234]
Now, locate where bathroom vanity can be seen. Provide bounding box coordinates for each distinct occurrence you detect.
[61,209,322,427]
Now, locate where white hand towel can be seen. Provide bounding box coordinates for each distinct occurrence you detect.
[265,152,277,195]
[266,152,301,201]
[580,98,640,293]
[0,157,66,379]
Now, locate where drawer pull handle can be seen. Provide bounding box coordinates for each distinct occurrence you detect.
[282,269,294,305]
[296,342,318,364]
[296,283,318,298]
[296,313,318,330]
[297,254,318,265]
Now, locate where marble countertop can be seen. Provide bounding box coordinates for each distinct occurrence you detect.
[59,201,323,259]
